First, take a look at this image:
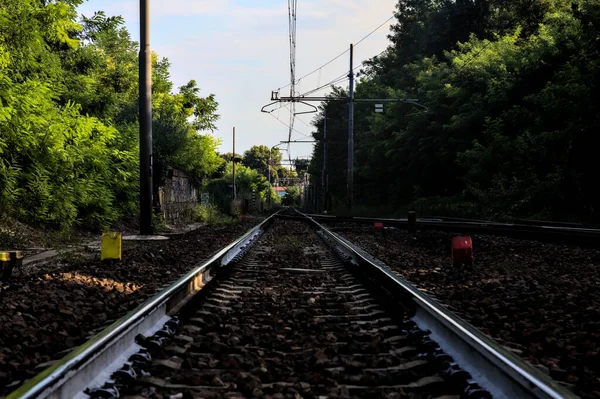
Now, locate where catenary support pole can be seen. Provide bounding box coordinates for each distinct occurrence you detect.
[323,109,328,212]
[139,0,153,235]
[232,127,236,200]
[347,43,355,211]
[267,150,271,210]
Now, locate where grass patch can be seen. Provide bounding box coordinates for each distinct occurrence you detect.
[193,204,238,226]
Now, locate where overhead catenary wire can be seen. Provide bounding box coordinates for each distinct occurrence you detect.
[287,0,298,162]
[298,74,348,97]
[285,110,314,140]
[299,48,388,97]
[293,114,312,128]
[275,14,395,92]
[297,48,389,97]
[268,112,309,140]
[355,15,395,46]
[265,47,388,112]
[269,8,396,165]
[284,104,311,127]
[278,49,349,92]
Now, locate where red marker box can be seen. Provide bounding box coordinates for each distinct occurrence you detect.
[451,236,473,266]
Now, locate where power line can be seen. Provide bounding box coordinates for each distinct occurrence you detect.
[279,50,349,91]
[275,13,395,91]
[283,105,314,140]
[284,104,310,126]
[266,14,394,155]
[299,74,348,97]
[294,114,312,128]
[287,0,298,96]
[264,47,388,110]
[297,48,389,97]
[268,112,307,138]
[287,0,299,161]
[268,12,395,158]
[355,15,395,46]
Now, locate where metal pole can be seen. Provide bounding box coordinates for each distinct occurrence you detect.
[268,148,272,209]
[347,43,354,211]
[322,109,327,213]
[139,0,153,235]
[232,127,236,200]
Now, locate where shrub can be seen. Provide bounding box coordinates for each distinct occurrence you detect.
[193,204,236,226]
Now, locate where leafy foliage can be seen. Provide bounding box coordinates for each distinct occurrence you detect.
[203,161,281,213]
[283,186,301,207]
[193,203,237,226]
[242,145,283,179]
[0,2,222,229]
[309,0,600,221]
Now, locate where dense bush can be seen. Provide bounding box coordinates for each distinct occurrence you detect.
[192,204,236,226]
[0,1,221,230]
[203,161,280,214]
[309,0,600,222]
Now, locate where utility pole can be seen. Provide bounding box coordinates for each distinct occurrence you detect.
[347,43,355,211]
[139,0,153,235]
[232,127,236,200]
[322,109,328,213]
[267,152,271,210]
[262,42,426,212]
[267,144,278,210]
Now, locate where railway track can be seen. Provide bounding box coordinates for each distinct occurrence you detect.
[304,214,600,246]
[6,210,576,399]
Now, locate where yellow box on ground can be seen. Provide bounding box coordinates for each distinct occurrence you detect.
[101,232,122,260]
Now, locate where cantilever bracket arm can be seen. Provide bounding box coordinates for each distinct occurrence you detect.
[261,101,280,113]
[294,101,318,116]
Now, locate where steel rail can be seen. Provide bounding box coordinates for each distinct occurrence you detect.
[10,208,578,398]
[305,213,600,233]
[7,213,279,399]
[303,213,600,245]
[299,210,578,399]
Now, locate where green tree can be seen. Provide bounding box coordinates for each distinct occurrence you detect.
[0,1,224,229]
[0,0,129,228]
[308,0,600,223]
[242,145,283,179]
[283,186,301,206]
[294,158,309,179]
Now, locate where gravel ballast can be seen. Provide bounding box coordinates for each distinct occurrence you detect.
[108,220,481,399]
[0,220,260,396]
[334,225,600,398]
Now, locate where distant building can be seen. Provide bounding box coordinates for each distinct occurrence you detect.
[274,186,286,198]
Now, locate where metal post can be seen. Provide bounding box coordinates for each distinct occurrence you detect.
[323,109,329,211]
[139,0,153,235]
[323,109,328,213]
[347,43,354,211]
[267,148,272,209]
[232,127,236,200]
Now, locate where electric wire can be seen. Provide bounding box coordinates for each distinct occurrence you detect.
[268,113,307,139]
[264,47,388,113]
[354,15,395,46]
[287,0,298,162]
[297,47,389,97]
[275,14,395,92]
[272,9,395,162]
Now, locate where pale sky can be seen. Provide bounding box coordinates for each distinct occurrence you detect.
[77,0,396,159]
